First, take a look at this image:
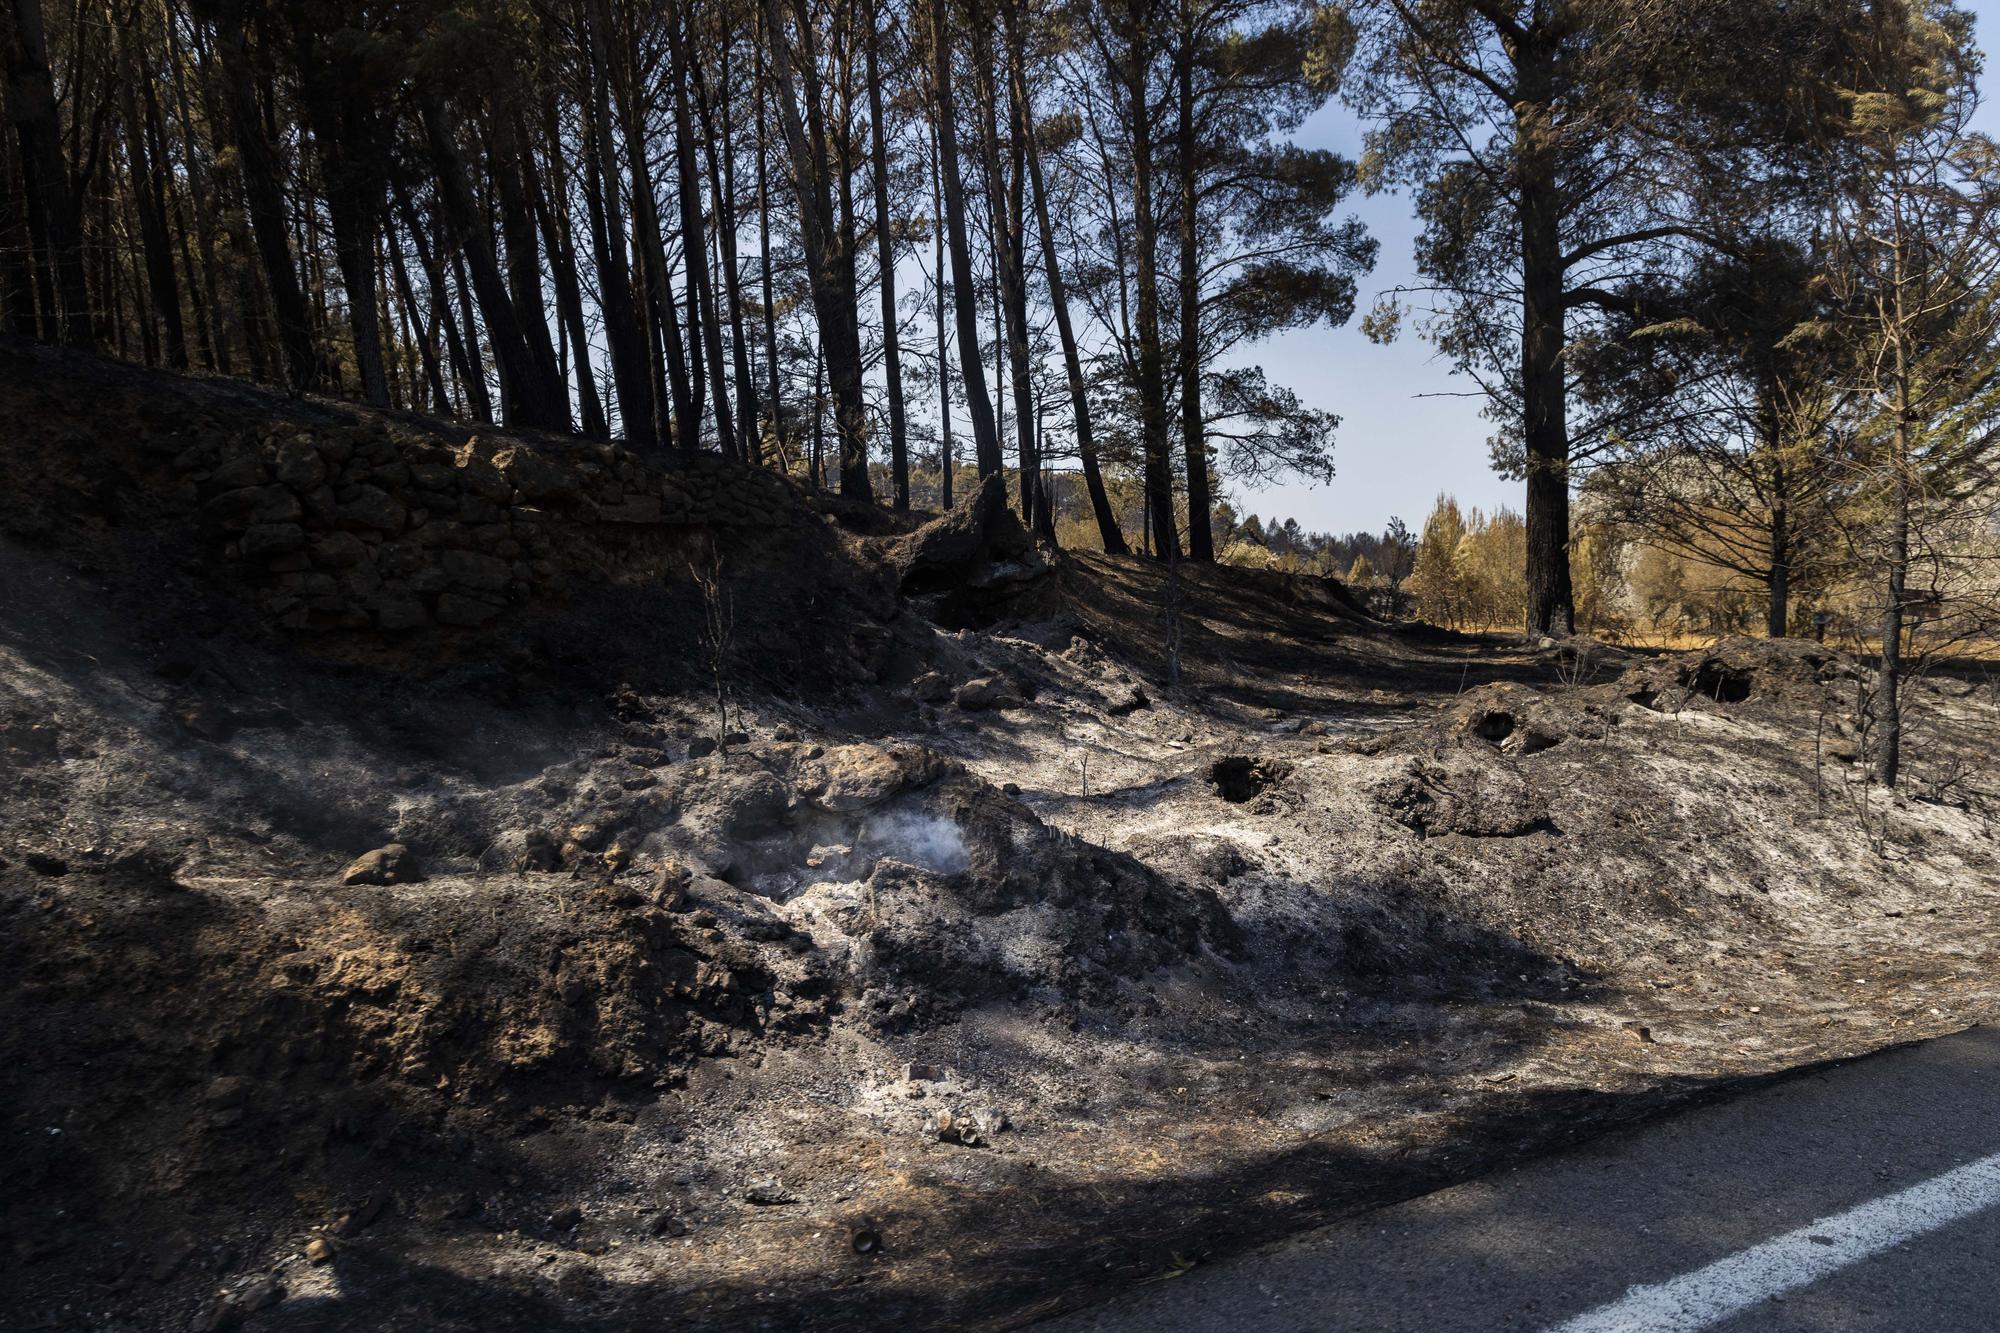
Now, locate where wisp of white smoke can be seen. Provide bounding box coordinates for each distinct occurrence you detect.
[858,810,970,874]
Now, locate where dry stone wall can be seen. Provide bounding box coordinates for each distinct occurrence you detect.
[168,422,805,634]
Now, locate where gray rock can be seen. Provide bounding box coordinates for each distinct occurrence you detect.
[454,455,514,503]
[240,523,306,557]
[300,484,338,521]
[957,675,1026,712]
[435,592,502,627]
[801,743,930,812]
[273,439,327,490]
[340,485,408,535]
[926,1107,983,1147]
[209,455,268,491]
[312,531,369,570]
[238,1276,285,1315]
[248,485,302,523]
[955,676,1003,711]
[494,446,579,501]
[441,549,511,591]
[201,486,266,524]
[1106,683,1150,716]
[692,769,791,840]
[371,597,428,632]
[339,843,424,886]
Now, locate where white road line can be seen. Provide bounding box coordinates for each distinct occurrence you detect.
[1548,1149,2000,1333]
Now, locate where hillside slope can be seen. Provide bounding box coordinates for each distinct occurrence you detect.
[4,344,1999,1331]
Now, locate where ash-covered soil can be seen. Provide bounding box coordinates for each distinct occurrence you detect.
[4,347,2000,1332]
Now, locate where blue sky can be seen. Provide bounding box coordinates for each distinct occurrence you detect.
[1228,0,2000,540]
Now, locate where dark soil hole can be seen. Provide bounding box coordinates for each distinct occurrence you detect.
[1210,756,1289,803]
[1628,688,1661,710]
[1471,710,1516,744]
[1684,664,1753,704]
[1512,729,1562,756]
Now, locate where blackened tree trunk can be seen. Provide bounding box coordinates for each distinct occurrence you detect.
[385,223,450,414]
[590,0,689,444]
[418,90,566,430]
[764,0,870,499]
[1516,46,1574,636]
[1875,333,1913,788]
[162,0,229,370]
[1174,3,1210,560]
[1762,389,1790,639]
[397,183,485,421]
[533,184,606,438]
[930,97,953,508]
[488,101,567,428]
[1768,524,1800,640]
[691,55,760,460]
[1,0,91,346]
[1125,0,1176,560]
[1013,41,1123,552]
[991,5,1045,538]
[865,0,909,508]
[219,172,273,381]
[970,11,1021,474]
[217,17,318,389]
[580,0,654,446]
[295,27,387,405]
[1876,468,1907,788]
[619,73,694,448]
[528,105,606,438]
[1768,508,1791,639]
[666,5,734,455]
[117,29,187,369]
[662,10,710,445]
[830,11,867,496]
[755,19,784,464]
[169,185,215,367]
[0,141,33,334]
[811,333,825,485]
[930,0,1001,480]
[447,244,493,420]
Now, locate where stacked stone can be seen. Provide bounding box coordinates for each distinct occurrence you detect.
[171,422,803,634]
[652,453,802,529]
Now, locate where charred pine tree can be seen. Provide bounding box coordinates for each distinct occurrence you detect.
[417,90,567,429]
[928,0,1000,479]
[1,0,93,346]
[214,10,319,389]
[293,22,388,404]
[116,15,187,369]
[763,0,871,498]
[1012,32,1124,552]
[579,0,655,446]
[1122,0,1176,559]
[864,0,909,507]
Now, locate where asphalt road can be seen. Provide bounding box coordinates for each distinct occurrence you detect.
[1043,1027,2000,1333]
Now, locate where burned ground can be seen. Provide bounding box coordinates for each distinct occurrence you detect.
[4,347,2000,1331]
